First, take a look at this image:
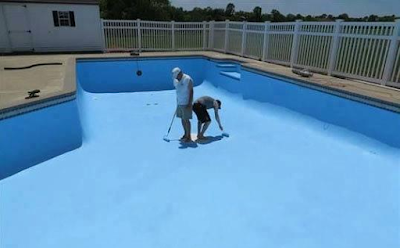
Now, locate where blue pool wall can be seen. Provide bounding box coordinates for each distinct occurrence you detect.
[0,100,82,180]
[1,56,400,179]
[204,59,400,148]
[77,57,207,93]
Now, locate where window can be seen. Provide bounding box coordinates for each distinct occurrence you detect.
[53,11,75,27]
[58,11,70,26]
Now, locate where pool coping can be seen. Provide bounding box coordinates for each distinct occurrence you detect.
[1,51,400,120]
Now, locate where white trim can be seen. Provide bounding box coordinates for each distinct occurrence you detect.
[224,19,229,53]
[171,20,175,50]
[290,20,302,67]
[262,21,270,61]
[328,20,343,76]
[382,20,400,84]
[241,21,247,56]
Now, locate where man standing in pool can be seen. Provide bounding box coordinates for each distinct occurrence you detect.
[193,96,223,140]
[172,67,194,142]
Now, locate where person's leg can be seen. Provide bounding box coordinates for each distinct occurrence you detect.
[186,120,192,140]
[177,106,186,140]
[180,119,187,140]
[199,121,211,139]
[180,104,192,142]
[198,109,211,139]
[197,121,202,138]
[184,120,192,141]
[188,121,191,139]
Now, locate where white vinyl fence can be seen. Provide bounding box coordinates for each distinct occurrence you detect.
[102,19,209,51]
[102,19,400,88]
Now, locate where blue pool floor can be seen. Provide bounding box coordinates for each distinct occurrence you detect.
[1,82,399,248]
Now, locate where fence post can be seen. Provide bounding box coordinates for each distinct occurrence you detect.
[137,19,142,52]
[203,21,207,50]
[328,19,343,76]
[224,19,229,53]
[241,21,247,56]
[100,19,106,52]
[209,21,215,50]
[262,21,270,61]
[290,20,302,68]
[171,21,175,50]
[382,19,400,85]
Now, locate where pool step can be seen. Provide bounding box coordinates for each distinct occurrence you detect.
[216,63,237,69]
[220,71,241,81]
[216,63,239,72]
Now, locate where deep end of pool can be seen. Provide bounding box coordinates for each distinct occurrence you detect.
[0,100,82,180]
[77,57,207,93]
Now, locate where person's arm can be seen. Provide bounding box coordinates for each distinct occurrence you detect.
[187,80,193,109]
[214,104,223,131]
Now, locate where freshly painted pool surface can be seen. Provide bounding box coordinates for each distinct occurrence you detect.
[1,57,399,248]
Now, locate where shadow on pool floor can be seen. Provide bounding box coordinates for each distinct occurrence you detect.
[176,135,225,149]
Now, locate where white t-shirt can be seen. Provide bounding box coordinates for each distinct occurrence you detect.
[174,74,192,105]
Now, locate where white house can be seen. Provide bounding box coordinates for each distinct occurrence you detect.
[0,0,104,53]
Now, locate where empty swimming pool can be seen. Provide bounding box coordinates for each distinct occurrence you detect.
[0,56,399,248]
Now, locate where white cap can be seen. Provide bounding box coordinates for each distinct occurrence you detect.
[172,67,182,80]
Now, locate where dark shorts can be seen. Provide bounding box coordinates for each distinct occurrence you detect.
[193,102,211,123]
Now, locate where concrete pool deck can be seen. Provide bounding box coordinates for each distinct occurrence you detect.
[1,51,400,118]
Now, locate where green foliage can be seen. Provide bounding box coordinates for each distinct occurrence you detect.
[225,3,235,17]
[100,0,173,20]
[252,6,262,22]
[100,1,398,22]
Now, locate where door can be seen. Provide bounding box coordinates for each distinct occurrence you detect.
[3,4,33,52]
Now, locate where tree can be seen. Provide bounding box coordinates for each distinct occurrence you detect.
[170,7,185,21]
[261,13,272,22]
[286,14,296,22]
[337,13,350,21]
[100,0,172,20]
[213,8,226,21]
[225,3,235,17]
[305,15,314,21]
[233,11,250,21]
[378,15,395,22]
[368,15,378,22]
[99,1,395,22]
[296,14,304,20]
[271,9,285,22]
[252,6,262,22]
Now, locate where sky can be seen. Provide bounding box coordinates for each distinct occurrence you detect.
[170,0,400,17]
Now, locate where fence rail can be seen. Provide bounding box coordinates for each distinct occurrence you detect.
[102,19,400,88]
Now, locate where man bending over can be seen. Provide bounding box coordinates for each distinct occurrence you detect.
[193,96,223,140]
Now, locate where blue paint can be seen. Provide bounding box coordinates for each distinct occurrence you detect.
[1,57,399,248]
[238,69,400,148]
[205,60,243,93]
[0,101,82,179]
[77,57,206,93]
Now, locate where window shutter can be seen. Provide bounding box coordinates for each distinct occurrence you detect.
[53,11,59,27]
[69,11,75,27]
